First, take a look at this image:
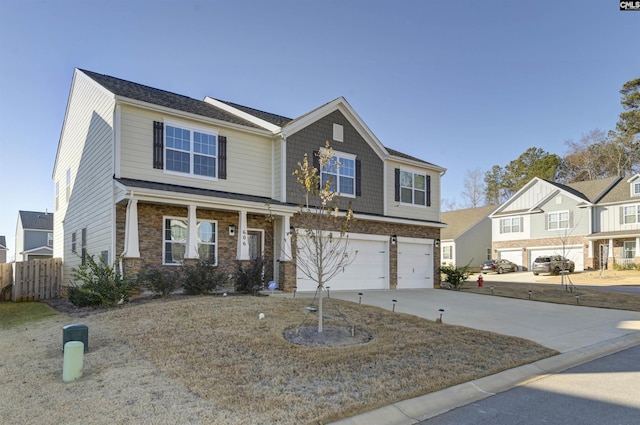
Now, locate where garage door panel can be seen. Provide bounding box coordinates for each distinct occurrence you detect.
[397,240,434,289]
[528,246,584,272]
[296,235,388,291]
[498,250,522,270]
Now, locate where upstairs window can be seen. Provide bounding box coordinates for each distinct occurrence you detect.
[547,211,570,230]
[321,152,356,196]
[442,245,452,260]
[500,217,521,233]
[47,232,53,247]
[633,182,640,196]
[165,124,217,178]
[398,170,430,206]
[622,205,640,224]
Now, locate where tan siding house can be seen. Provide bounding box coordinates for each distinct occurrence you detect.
[53,68,447,291]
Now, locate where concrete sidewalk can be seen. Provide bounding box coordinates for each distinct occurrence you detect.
[287,289,640,425]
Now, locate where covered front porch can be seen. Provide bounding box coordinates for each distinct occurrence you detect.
[587,232,640,270]
[113,178,297,290]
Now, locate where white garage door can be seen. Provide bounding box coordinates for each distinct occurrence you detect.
[295,233,389,292]
[397,237,434,289]
[528,246,584,272]
[498,249,522,270]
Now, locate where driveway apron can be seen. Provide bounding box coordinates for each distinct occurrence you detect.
[308,289,640,352]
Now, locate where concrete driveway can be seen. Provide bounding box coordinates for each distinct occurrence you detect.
[321,288,640,352]
[320,288,640,425]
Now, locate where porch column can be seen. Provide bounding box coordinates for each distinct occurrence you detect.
[237,210,250,260]
[587,240,593,258]
[185,205,199,259]
[280,215,292,261]
[608,238,614,269]
[123,198,140,258]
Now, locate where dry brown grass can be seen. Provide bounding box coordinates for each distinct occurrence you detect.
[460,270,640,311]
[0,295,555,425]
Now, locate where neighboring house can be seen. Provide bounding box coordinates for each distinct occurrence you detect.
[0,236,7,263]
[440,205,497,269]
[53,68,446,291]
[588,174,640,269]
[490,175,639,271]
[15,211,54,262]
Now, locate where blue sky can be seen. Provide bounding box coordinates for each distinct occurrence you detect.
[0,0,638,260]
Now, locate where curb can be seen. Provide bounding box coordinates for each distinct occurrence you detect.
[330,332,640,425]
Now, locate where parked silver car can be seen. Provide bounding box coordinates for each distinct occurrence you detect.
[532,255,575,275]
[481,259,518,274]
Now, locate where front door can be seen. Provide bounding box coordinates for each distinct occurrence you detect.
[248,230,263,260]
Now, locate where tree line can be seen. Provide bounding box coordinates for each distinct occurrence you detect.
[444,77,640,210]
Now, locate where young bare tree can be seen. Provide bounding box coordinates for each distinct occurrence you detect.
[461,167,485,208]
[291,143,356,333]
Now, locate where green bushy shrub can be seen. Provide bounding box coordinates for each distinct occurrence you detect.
[440,263,472,290]
[235,257,266,294]
[182,259,228,295]
[68,255,138,308]
[137,265,182,297]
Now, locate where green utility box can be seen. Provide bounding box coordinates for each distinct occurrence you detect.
[63,324,88,353]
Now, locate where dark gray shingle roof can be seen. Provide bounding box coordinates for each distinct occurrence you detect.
[82,69,437,169]
[115,178,290,207]
[80,69,263,129]
[19,211,53,230]
[0,236,6,249]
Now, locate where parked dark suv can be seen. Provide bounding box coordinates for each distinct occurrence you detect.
[532,255,575,275]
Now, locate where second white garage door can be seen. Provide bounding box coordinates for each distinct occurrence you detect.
[397,237,434,289]
[498,249,523,270]
[528,246,584,272]
[295,233,389,292]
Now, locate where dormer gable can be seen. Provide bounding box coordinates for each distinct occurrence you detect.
[628,174,640,197]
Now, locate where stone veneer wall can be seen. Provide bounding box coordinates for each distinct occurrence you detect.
[493,235,587,271]
[117,203,441,291]
[117,203,275,285]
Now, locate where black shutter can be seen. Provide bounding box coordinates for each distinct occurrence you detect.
[426,175,431,207]
[355,159,361,196]
[153,121,164,169]
[394,168,400,202]
[218,136,227,179]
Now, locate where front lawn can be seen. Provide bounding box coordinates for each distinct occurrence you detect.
[0,296,555,424]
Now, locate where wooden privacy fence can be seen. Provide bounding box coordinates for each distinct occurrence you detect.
[12,258,62,302]
[0,263,13,301]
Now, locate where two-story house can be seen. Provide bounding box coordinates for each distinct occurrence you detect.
[588,175,640,269]
[15,211,54,262]
[490,175,639,271]
[53,69,446,292]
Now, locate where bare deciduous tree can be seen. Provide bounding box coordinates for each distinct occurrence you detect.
[290,143,356,333]
[461,167,485,208]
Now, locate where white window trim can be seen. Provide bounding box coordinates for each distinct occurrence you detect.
[623,241,636,258]
[399,168,428,208]
[632,182,640,197]
[622,204,640,225]
[547,210,570,231]
[162,216,218,266]
[164,120,219,181]
[320,148,356,198]
[500,217,521,233]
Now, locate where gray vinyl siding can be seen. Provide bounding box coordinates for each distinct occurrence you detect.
[530,195,590,239]
[385,159,441,222]
[285,110,384,215]
[594,202,640,233]
[53,70,116,281]
[118,105,274,198]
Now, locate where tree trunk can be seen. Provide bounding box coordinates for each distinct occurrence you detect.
[318,285,323,333]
